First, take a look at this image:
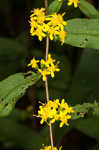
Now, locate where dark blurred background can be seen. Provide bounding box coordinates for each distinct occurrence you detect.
[0,0,99,150]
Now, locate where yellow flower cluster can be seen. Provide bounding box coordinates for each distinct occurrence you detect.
[58,0,80,8]
[30,8,67,44]
[38,99,74,127]
[28,54,60,81]
[40,145,62,150]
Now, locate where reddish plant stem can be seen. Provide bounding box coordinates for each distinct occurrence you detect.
[45,79,54,149]
[44,0,54,149]
[44,0,48,15]
[45,37,49,61]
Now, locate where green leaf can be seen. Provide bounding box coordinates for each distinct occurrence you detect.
[79,0,99,18]
[67,48,99,104]
[48,0,63,13]
[72,102,99,120]
[65,19,99,49]
[0,72,40,117]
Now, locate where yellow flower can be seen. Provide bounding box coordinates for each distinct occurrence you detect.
[31,26,46,41]
[40,54,60,80]
[28,58,39,68]
[31,8,46,24]
[42,24,50,32]
[46,13,66,44]
[48,27,59,41]
[38,69,50,81]
[37,99,74,127]
[30,8,67,44]
[51,113,59,123]
[58,0,79,8]
[68,107,75,113]
[67,0,80,8]
[40,145,60,150]
[38,101,56,124]
[28,54,60,81]
[60,99,74,115]
[30,20,38,31]
[38,100,57,124]
[38,105,49,124]
[58,29,66,45]
[59,114,71,127]
[60,99,69,110]
[47,13,66,27]
[47,64,60,78]
[47,100,58,109]
[40,59,46,65]
[30,8,46,40]
[31,8,45,16]
[53,99,60,107]
[45,54,56,67]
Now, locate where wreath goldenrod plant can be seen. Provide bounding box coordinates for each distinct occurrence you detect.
[0,0,99,149]
[28,0,79,149]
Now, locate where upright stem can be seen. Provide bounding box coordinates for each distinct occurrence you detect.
[44,0,48,15]
[44,0,54,149]
[45,37,49,61]
[45,79,54,149]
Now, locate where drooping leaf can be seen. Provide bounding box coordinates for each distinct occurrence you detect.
[0,72,40,117]
[79,0,99,18]
[67,48,99,104]
[65,19,99,49]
